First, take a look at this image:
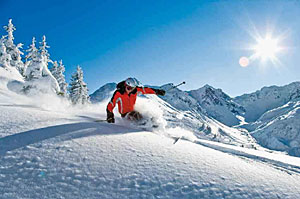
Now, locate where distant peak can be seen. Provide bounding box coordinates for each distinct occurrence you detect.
[203,84,214,89]
[162,83,174,87]
[104,82,117,87]
[189,84,217,93]
[91,82,116,94]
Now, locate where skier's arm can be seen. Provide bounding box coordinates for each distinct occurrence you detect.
[107,91,121,112]
[137,87,165,96]
[106,91,121,123]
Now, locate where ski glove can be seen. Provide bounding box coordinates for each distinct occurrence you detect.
[107,110,115,123]
[155,89,166,96]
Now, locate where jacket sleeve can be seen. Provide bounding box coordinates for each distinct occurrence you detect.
[107,91,121,112]
[136,87,156,95]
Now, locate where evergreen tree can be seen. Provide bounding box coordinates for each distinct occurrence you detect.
[39,35,52,65]
[50,60,68,96]
[50,60,59,78]
[68,65,90,105]
[24,37,42,80]
[24,37,39,77]
[3,19,15,48]
[23,36,59,94]
[3,19,25,75]
[0,36,12,68]
[25,37,39,63]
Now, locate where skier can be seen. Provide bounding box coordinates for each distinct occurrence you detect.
[106,77,166,123]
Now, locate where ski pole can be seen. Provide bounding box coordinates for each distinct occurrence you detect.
[166,81,186,92]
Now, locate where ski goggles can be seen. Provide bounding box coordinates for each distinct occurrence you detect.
[126,85,134,90]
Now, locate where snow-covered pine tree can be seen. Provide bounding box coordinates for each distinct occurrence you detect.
[3,19,25,75]
[50,60,59,79]
[23,36,59,94]
[24,37,40,80]
[0,36,12,68]
[50,60,68,96]
[25,37,39,63]
[0,35,24,82]
[68,65,90,105]
[39,35,52,65]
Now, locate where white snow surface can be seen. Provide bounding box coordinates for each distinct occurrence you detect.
[1,79,300,198]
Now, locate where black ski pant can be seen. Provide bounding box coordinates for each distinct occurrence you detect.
[121,111,143,121]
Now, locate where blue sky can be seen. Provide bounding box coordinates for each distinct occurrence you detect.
[1,0,300,96]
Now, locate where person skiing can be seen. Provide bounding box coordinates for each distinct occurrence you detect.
[106,77,166,123]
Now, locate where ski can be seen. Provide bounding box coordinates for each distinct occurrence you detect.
[173,137,181,144]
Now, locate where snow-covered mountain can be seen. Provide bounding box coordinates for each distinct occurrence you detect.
[230,82,300,156]
[234,82,300,122]
[89,82,116,103]
[243,101,300,156]
[188,84,245,126]
[158,84,255,146]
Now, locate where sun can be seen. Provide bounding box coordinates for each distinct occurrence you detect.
[250,34,282,64]
[240,32,284,68]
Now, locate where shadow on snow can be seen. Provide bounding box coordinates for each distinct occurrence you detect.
[0,122,141,156]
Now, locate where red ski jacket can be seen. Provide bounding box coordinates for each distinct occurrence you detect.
[107,82,157,115]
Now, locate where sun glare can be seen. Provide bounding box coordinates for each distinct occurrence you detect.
[239,56,249,67]
[241,32,285,68]
[253,36,281,61]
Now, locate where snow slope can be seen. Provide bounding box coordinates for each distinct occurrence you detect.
[1,102,300,198]
[2,80,300,198]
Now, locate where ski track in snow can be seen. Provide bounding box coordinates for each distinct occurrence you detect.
[192,139,300,176]
[1,103,300,198]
